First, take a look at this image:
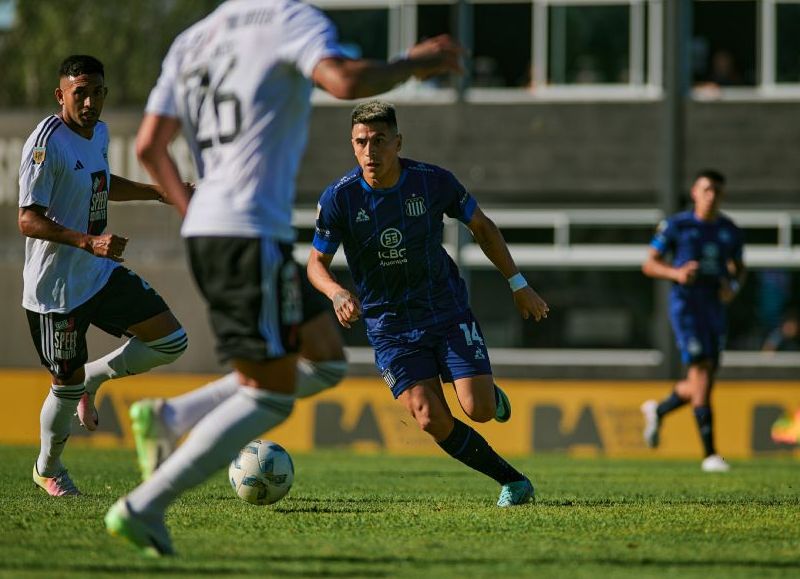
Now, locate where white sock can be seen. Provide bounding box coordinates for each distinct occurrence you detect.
[126,387,294,519]
[160,358,347,437]
[295,359,347,398]
[37,383,85,476]
[84,328,188,394]
[161,373,240,437]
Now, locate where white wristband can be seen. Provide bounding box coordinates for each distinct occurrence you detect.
[508,273,528,292]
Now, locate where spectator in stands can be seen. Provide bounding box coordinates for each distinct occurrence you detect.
[640,169,746,473]
[762,309,800,352]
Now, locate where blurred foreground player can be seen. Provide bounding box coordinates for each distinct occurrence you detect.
[18,55,187,497]
[308,101,549,507]
[641,170,746,472]
[104,0,463,556]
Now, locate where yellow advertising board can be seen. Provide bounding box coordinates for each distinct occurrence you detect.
[2,370,798,458]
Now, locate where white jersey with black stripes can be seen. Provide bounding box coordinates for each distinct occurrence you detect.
[18,115,116,313]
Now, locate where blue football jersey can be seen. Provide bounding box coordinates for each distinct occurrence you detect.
[650,210,744,300]
[313,158,477,335]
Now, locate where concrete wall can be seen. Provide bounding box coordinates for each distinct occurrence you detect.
[1,100,798,374]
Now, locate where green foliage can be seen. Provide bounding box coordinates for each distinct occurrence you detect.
[0,0,220,107]
[0,446,798,578]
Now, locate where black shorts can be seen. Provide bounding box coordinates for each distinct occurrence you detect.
[26,266,170,380]
[187,236,305,363]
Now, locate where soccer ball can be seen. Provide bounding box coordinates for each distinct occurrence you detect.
[228,439,294,506]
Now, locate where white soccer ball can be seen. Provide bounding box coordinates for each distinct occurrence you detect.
[228,439,294,506]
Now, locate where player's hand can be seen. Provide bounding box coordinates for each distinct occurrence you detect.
[332,290,362,329]
[675,261,699,285]
[513,286,549,322]
[719,279,739,304]
[86,233,128,262]
[407,34,465,79]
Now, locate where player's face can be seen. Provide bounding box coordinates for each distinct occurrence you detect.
[351,122,402,188]
[55,73,107,137]
[691,177,723,219]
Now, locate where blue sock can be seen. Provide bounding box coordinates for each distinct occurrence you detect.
[437,419,523,485]
[657,392,687,419]
[693,406,715,457]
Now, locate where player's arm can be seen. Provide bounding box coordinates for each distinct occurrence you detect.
[109,174,193,203]
[312,34,463,99]
[720,257,747,304]
[135,114,191,217]
[307,248,361,329]
[641,248,698,285]
[466,207,549,322]
[18,204,127,262]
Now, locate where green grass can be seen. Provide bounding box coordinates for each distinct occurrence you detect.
[0,446,798,578]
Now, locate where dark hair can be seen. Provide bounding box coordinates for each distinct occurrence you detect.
[58,55,104,79]
[694,168,726,186]
[351,100,397,131]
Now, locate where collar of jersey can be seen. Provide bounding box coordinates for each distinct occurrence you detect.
[360,169,408,194]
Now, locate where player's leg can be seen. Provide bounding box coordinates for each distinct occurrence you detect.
[129,277,346,479]
[295,268,347,397]
[78,268,187,430]
[641,306,693,447]
[26,308,91,496]
[687,360,728,471]
[107,238,300,555]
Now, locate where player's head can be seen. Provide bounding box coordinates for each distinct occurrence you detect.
[351,100,402,187]
[55,55,107,135]
[690,169,725,219]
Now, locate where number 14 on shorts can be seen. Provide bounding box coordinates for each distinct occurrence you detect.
[459,322,484,346]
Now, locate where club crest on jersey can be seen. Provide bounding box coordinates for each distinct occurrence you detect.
[405,196,426,217]
[32,146,46,164]
[355,208,370,223]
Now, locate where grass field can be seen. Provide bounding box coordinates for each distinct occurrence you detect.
[0,446,797,578]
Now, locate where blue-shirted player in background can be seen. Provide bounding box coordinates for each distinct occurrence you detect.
[308,101,549,506]
[641,169,746,472]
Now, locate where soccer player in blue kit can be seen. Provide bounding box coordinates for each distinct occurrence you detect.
[308,101,549,506]
[641,170,746,472]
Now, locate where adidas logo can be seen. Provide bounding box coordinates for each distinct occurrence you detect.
[355,208,370,223]
[73,159,84,170]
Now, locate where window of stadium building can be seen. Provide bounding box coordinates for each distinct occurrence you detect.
[546,3,632,85]
[472,3,534,87]
[321,7,390,61]
[692,0,757,89]
[776,2,800,84]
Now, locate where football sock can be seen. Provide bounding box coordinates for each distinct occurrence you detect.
[83,328,188,394]
[437,419,523,485]
[295,359,347,398]
[693,405,715,457]
[161,372,240,437]
[126,387,294,520]
[657,391,687,418]
[37,383,85,476]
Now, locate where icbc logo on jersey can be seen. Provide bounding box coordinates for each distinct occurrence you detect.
[53,317,78,361]
[378,228,407,266]
[88,170,109,235]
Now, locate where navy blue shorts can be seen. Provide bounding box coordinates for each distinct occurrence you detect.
[370,310,493,398]
[669,295,726,366]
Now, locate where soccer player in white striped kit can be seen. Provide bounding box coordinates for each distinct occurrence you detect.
[104,0,463,556]
[18,55,189,497]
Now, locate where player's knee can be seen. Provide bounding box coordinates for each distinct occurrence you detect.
[466,405,494,423]
[295,359,348,398]
[146,327,188,365]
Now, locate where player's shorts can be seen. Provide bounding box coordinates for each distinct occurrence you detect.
[669,293,726,366]
[187,236,302,363]
[25,266,170,380]
[370,309,493,398]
